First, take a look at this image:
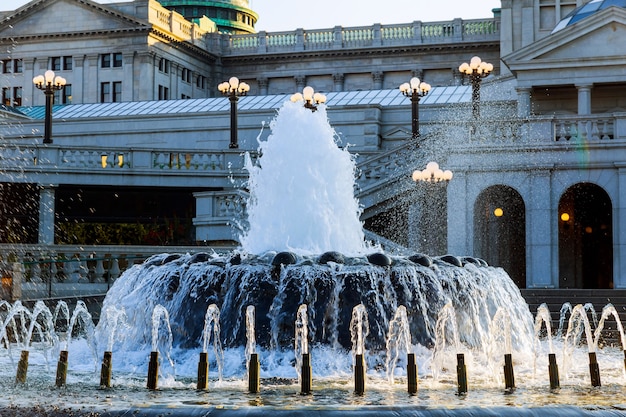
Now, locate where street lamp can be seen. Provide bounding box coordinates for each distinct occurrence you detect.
[218,76,250,149]
[458,56,493,119]
[291,86,326,111]
[412,161,453,184]
[399,77,431,140]
[33,70,66,144]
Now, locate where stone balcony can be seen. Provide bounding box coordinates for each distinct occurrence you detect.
[213,18,500,56]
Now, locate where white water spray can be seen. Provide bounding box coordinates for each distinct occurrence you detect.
[241,101,366,255]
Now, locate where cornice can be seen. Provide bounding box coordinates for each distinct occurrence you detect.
[219,42,500,64]
[0,27,151,43]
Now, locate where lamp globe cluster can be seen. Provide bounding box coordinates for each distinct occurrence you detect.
[218,77,250,95]
[412,161,453,183]
[291,86,326,111]
[458,56,493,77]
[399,77,431,97]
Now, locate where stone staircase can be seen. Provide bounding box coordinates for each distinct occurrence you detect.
[521,289,626,346]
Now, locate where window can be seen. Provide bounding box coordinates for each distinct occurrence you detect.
[50,56,61,71]
[13,59,22,73]
[113,53,123,68]
[49,56,72,71]
[112,81,122,102]
[53,85,71,104]
[2,87,10,105]
[181,94,190,99]
[12,87,22,106]
[101,54,111,68]
[63,56,72,71]
[196,75,206,89]
[159,58,169,73]
[158,85,169,100]
[2,60,11,74]
[182,68,191,83]
[101,82,110,102]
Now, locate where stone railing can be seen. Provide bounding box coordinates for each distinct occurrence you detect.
[221,18,500,55]
[0,146,250,179]
[553,115,615,142]
[0,244,232,300]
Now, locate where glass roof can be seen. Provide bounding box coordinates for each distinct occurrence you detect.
[16,86,471,120]
[552,0,626,33]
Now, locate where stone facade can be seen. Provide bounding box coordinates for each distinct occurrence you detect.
[1,0,626,291]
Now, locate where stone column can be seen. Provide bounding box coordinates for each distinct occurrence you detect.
[38,185,57,245]
[372,71,383,90]
[295,75,306,92]
[527,170,555,288]
[615,166,626,288]
[516,87,531,118]
[332,73,344,92]
[447,170,469,255]
[123,52,135,101]
[73,55,85,103]
[257,77,268,95]
[576,84,592,115]
[84,54,99,103]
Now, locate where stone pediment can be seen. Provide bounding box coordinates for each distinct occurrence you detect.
[503,6,626,83]
[0,0,148,39]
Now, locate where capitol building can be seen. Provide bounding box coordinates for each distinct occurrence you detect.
[1,0,626,299]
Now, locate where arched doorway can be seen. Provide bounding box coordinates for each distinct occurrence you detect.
[474,185,526,288]
[558,183,613,289]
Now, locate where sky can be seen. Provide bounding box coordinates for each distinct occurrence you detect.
[2,0,502,32]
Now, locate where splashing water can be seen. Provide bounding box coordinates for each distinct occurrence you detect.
[201,304,224,380]
[240,101,367,256]
[99,306,128,352]
[431,301,461,382]
[245,305,256,369]
[350,304,369,358]
[593,303,626,352]
[151,305,175,375]
[385,305,411,383]
[295,304,309,382]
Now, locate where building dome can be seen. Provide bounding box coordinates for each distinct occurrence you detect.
[552,0,626,33]
[159,0,258,34]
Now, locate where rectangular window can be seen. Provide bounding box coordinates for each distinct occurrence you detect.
[61,84,72,104]
[159,58,169,73]
[13,59,22,73]
[2,59,11,73]
[113,53,123,68]
[101,82,110,102]
[12,87,22,106]
[181,68,191,83]
[158,85,169,100]
[50,56,61,71]
[2,87,10,105]
[63,56,72,71]
[101,54,111,68]
[112,81,122,102]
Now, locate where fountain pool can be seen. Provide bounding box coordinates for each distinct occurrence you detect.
[2,101,626,416]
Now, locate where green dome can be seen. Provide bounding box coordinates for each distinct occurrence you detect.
[159,0,258,34]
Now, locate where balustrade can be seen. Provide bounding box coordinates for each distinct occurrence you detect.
[225,18,500,55]
[554,117,614,142]
[0,245,230,300]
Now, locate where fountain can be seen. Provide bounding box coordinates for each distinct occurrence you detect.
[3,100,626,416]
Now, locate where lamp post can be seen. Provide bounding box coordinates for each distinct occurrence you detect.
[218,77,250,149]
[412,161,453,255]
[33,70,66,144]
[412,161,453,184]
[291,86,326,112]
[399,77,431,140]
[458,56,493,119]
